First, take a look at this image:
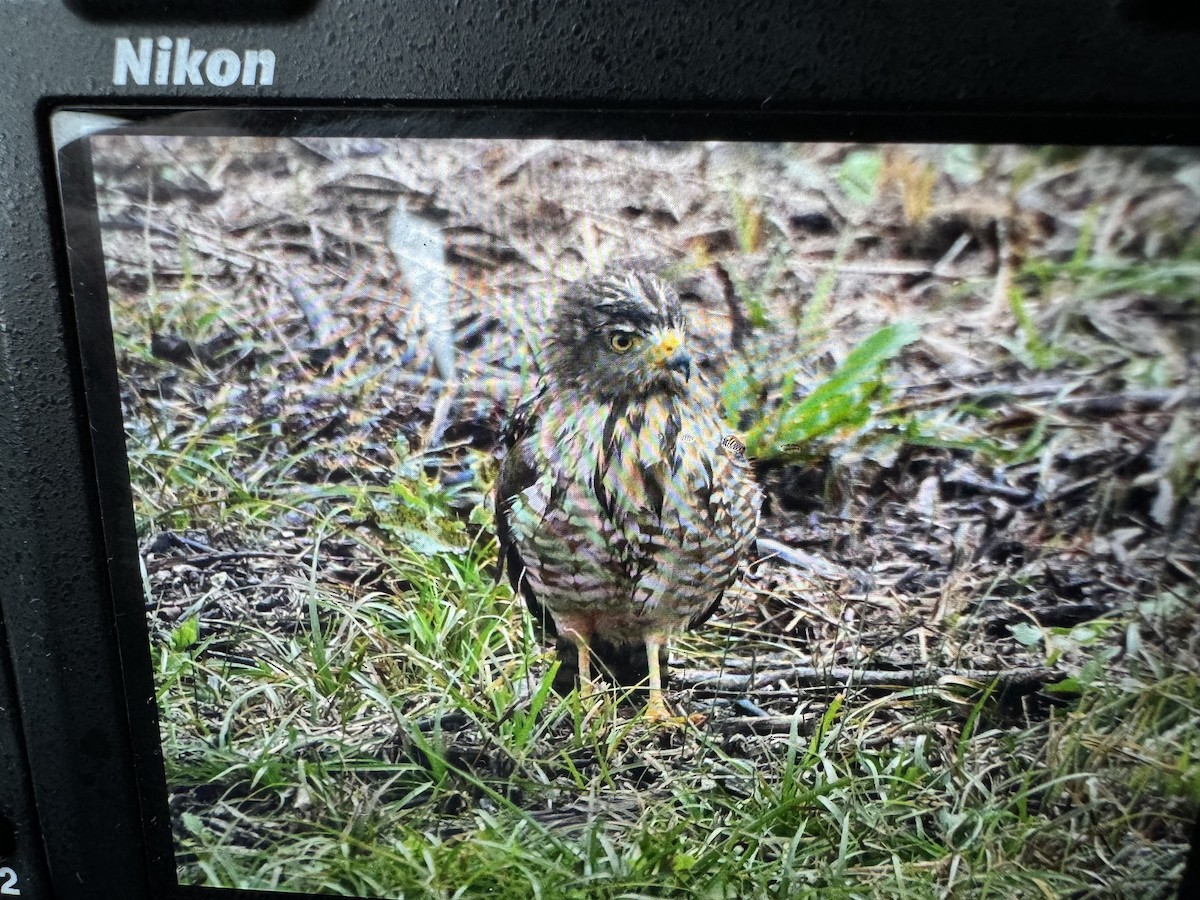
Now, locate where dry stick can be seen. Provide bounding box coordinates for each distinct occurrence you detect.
[889,376,1084,413]
[1056,388,1178,416]
[378,365,525,396]
[891,381,1175,417]
[987,215,1014,324]
[675,664,1062,693]
[755,536,850,580]
[714,715,821,736]
[940,466,1033,502]
[423,377,460,450]
[288,276,341,351]
[931,231,973,278]
[801,259,935,278]
[386,205,460,450]
[146,550,306,573]
[710,261,751,352]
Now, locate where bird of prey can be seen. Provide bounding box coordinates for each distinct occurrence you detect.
[495,269,761,719]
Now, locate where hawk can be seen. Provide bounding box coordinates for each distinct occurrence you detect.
[495,269,761,719]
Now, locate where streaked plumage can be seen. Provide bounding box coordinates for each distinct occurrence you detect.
[496,270,761,718]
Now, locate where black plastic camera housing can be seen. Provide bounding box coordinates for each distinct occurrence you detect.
[2,3,1200,898]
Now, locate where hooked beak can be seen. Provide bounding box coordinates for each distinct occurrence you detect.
[652,328,692,382]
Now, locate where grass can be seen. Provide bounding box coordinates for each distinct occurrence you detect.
[722,321,919,463]
[154,558,1199,898]
[129,351,1194,894]
[132,401,1198,897]
[138,395,1200,899]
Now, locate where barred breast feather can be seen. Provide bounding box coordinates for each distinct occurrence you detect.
[498,378,761,649]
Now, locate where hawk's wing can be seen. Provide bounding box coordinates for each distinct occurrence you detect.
[494,388,543,614]
[685,439,762,631]
[495,387,661,695]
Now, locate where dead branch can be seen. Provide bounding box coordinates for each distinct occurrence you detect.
[714,715,819,736]
[987,214,1013,324]
[676,664,1064,694]
[942,466,1033,503]
[1057,389,1177,417]
[710,261,751,352]
[288,276,341,356]
[893,380,1176,417]
[755,537,850,580]
[145,550,305,573]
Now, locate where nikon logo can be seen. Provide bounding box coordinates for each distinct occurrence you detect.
[113,37,277,87]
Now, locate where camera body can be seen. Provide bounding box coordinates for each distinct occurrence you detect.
[2,3,1200,899]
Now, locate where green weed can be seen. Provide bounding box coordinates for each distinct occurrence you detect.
[722,321,919,463]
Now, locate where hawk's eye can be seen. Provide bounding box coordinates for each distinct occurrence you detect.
[609,331,638,353]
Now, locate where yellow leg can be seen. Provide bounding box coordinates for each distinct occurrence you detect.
[644,636,673,720]
[575,636,593,695]
[557,616,595,696]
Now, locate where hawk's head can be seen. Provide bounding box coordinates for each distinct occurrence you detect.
[546,271,693,400]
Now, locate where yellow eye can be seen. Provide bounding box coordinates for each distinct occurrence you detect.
[609,331,637,353]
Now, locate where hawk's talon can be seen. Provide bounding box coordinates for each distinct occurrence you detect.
[644,687,679,723]
[644,707,688,727]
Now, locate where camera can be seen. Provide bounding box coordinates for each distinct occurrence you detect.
[2,3,1199,898]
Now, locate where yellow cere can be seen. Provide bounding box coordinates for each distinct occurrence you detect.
[653,329,683,361]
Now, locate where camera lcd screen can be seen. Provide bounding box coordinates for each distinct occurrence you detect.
[53,115,1200,898]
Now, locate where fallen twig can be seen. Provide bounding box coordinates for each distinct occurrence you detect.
[714,714,818,736]
[676,664,1064,694]
[942,466,1033,503]
[892,380,1176,417]
[988,214,1013,324]
[1056,389,1177,417]
[711,261,751,352]
[755,537,850,580]
[288,276,342,356]
[145,550,304,573]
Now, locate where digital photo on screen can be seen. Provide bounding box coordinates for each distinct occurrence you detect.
[64,125,1200,897]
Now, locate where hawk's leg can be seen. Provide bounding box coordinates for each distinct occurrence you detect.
[557,616,596,696]
[575,638,593,693]
[644,635,674,720]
